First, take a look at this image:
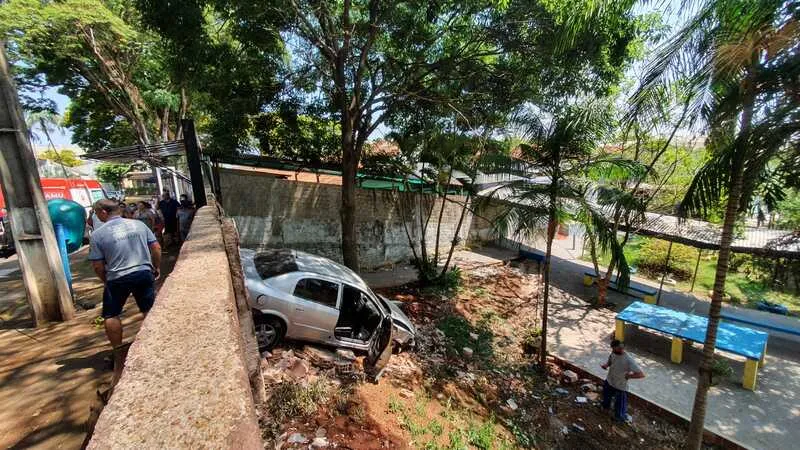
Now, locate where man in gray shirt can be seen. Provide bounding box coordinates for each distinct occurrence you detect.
[89,199,161,364]
[601,339,645,422]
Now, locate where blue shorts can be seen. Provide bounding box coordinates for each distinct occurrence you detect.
[102,270,155,318]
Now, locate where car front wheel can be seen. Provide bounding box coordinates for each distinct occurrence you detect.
[254,317,285,350]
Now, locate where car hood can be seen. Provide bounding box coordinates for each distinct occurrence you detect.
[380,295,416,335]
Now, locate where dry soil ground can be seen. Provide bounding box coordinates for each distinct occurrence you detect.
[258,262,696,449]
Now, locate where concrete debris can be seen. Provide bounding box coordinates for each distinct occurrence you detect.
[469,332,479,341]
[399,388,414,399]
[288,359,309,378]
[506,398,519,411]
[462,347,474,358]
[562,370,579,384]
[310,437,328,448]
[335,349,356,361]
[301,346,337,367]
[286,433,308,444]
[315,427,327,438]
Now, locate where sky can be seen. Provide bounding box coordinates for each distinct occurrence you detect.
[37,0,689,150]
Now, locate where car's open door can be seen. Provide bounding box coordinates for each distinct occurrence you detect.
[364,311,393,383]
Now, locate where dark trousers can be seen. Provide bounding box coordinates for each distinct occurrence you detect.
[602,379,628,421]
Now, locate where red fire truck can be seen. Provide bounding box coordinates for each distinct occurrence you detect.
[0,178,106,255]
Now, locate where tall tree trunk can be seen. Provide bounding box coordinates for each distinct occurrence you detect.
[540,157,560,368]
[433,161,455,265]
[440,193,471,276]
[341,133,359,271]
[685,87,754,450]
[176,86,188,139]
[160,107,170,141]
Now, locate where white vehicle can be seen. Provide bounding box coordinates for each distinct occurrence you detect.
[240,249,416,373]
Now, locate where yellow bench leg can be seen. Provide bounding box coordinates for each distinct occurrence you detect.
[759,342,767,368]
[583,275,594,286]
[615,319,625,342]
[670,337,683,364]
[643,294,656,304]
[743,359,759,391]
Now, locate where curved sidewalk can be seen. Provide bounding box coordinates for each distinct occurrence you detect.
[542,238,800,450]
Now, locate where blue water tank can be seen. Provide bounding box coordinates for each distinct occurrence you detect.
[47,199,86,254]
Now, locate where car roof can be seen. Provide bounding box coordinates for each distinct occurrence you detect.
[248,248,370,292]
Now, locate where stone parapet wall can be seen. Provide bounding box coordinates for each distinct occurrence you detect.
[88,204,261,449]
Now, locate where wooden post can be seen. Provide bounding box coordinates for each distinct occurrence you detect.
[656,240,673,305]
[690,248,702,292]
[0,43,74,324]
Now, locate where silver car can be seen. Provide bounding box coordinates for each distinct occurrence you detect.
[240,248,416,362]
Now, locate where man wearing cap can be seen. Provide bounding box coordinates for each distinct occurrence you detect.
[601,339,646,422]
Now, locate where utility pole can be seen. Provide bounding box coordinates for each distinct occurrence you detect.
[182,119,206,208]
[0,42,74,325]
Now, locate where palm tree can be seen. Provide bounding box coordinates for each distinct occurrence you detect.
[25,109,70,178]
[632,1,800,447]
[481,103,645,368]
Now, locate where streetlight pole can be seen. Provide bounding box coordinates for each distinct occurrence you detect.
[0,42,74,324]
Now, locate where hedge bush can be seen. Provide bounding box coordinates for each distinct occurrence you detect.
[636,238,698,280]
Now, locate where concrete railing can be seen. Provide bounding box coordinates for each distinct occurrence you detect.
[88,205,262,449]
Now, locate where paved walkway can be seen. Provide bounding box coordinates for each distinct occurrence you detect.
[380,243,800,450]
[529,238,800,450]
[0,245,179,449]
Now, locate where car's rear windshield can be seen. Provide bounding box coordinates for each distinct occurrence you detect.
[254,249,299,279]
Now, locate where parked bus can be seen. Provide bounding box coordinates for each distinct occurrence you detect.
[0,177,107,255]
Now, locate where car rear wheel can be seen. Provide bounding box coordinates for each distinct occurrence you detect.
[254,316,285,350]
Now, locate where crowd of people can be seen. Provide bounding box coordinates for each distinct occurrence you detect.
[88,191,195,250]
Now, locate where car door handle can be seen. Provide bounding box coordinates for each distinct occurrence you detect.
[295,308,305,312]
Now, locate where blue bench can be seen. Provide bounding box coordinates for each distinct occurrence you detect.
[617,302,768,390]
[720,312,800,337]
[583,271,658,304]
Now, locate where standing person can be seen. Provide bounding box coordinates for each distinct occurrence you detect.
[157,191,180,248]
[600,340,645,423]
[134,201,157,232]
[89,199,161,384]
[87,208,105,231]
[176,195,195,242]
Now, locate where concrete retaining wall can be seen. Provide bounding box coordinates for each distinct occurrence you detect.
[219,168,490,269]
[88,205,261,449]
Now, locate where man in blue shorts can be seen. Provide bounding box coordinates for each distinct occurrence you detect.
[89,199,161,356]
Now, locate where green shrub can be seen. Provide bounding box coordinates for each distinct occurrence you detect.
[710,358,733,385]
[636,238,697,280]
